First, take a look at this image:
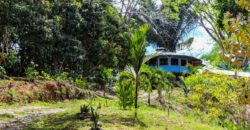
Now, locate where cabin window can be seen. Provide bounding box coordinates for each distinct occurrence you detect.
[160,58,168,65]
[181,59,187,66]
[188,60,193,65]
[148,58,157,66]
[171,58,179,66]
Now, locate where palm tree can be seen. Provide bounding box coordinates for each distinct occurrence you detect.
[139,65,153,105]
[116,71,135,110]
[150,68,174,103]
[122,24,163,118]
[123,24,149,110]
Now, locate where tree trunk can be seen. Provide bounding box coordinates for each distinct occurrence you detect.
[103,85,106,97]
[234,71,237,79]
[135,76,139,109]
[134,75,139,119]
[158,88,163,100]
[148,92,150,105]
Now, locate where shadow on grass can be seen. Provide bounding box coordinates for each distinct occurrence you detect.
[148,104,158,108]
[24,112,91,130]
[96,95,114,100]
[24,108,148,130]
[102,113,147,128]
[0,113,15,121]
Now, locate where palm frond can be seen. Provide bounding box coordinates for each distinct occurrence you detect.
[124,65,137,78]
[143,52,160,65]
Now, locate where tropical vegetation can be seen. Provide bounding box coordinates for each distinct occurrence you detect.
[0,0,249,130]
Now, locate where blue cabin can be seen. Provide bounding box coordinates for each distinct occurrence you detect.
[147,48,203,74]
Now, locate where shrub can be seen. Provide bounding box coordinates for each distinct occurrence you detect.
[55,72,70,81]
[25,67,39,79]
[184,72,249,128]
[77,104,91,120]
[41,71,52,80]
[0,66,6,77]
[75,78,88,89]
[90,107,102,130]
[3,50,18,69]
[4,88,17,102]
[116,79,134,110]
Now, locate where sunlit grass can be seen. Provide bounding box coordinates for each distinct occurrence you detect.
[0,113,15,121]
[23,97,223,130]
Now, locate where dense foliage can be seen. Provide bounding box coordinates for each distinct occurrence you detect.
[0,0,129,78]
[194,0,249,70]
[0,0,249,129]
[135,0,197,51]
[122,24,149,110]
[116,71,135,110]
[184,73,250,129]
[202,45,232,70]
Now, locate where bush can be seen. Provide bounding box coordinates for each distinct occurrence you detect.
[116,79,134,110]
[25,67,39,79]
[3,50,18,69]
[41,71,52,80]
[77,104,91,120]
[75,78,88,89]
[0,66,6,77]
[201,45,232,70]
[90,107,101,130]
[184,73,249,128]
[55,72,70,81]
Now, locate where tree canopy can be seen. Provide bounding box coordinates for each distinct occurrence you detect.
[0,0,130,77]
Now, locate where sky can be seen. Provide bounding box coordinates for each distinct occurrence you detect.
[176,26,215,58]
[146,26,215,58]
[113,0,215,58]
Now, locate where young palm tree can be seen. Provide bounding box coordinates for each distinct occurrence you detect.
[123,24,149,110]
[150,68,173,102]
[139,65,153,105]
[116,71,135,110]
[122,24,162,118]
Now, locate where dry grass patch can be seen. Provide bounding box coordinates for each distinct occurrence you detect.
[0,80,94,104]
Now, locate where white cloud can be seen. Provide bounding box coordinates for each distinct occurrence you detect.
[177,26,215,58]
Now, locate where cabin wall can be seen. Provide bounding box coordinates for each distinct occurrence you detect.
[148,56,195,73]
[157,56,193,66]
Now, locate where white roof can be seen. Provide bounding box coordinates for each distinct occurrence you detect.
[199,61,250,78]
[206,69,250,77]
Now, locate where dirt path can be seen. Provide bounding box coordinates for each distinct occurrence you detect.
[0,106,66,130]
[139,91,163,101]
[0,106,46,115]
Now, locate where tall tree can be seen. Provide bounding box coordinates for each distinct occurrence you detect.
[193,0,249,68]
[113,0,197,52]
[134,0,198,51]
[193,0,248,49]
[0,0,130,77]
[113,0,140,23]
[221,0,250,72]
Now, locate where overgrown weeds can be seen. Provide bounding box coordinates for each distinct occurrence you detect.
[182,73,250,129]
[0,80,95,104]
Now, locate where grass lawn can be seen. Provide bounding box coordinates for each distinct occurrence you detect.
[0,80,224,130]
[12,97,223,130]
